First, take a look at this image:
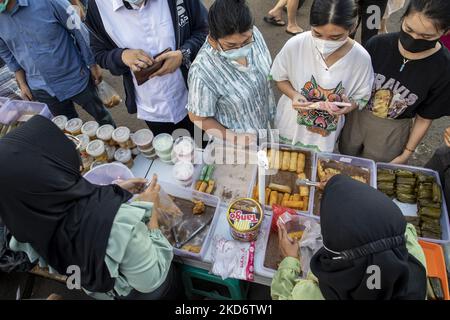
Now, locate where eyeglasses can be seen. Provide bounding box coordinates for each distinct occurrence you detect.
[218,34,255,52]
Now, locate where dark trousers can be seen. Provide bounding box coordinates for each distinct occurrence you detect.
[31,79,115,126]
[425,146,450,209]
[351,0,389,46]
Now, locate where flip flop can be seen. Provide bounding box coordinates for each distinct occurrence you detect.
[286,30,303,36]
[263,16,286,27]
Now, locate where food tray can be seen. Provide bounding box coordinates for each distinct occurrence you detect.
[0,100,52,125]
[377,163,450,244]
[158,181,221,260]
[313,153,377,216]
[254,143,317,216]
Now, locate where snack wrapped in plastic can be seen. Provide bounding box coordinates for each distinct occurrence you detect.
[97,81,122,109]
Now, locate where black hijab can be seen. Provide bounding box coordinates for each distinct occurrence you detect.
[0,116,132,293]
[310,175,427,300]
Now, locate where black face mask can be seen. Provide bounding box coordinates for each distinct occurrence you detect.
[399,28,439,53]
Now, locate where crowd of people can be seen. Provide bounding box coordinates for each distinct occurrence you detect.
[0,0,449,300]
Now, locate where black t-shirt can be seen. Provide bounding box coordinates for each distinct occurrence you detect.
[365,32,450,120]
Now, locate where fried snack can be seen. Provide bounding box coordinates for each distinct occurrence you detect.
[397,193,417,204]
[268,183,292,194]
[206,180,215,194]
[182,245,201,254]
[351,175,367,184]
[105,95,121,108]
[293,194,300,201]
[297,153,306,174]
[397,184,415,195]
[277,193,283,205]
[299,186,309,197]
[302,196,309,211]
[418,199,441,209]
[192,200,206,215]
[274,150,281,170]
[265,188,271,205]
[269,191,278,206]
[281,151,291,171]
[252,185,258,200]
[377,169,395,182]
[419,206,441,219]
[281,200,304,210]
[198,181,208,193]
[289,152,298,172]
[282,193,290,203]
[195,181,202,191]
[288,231,304,241]
[298,173,306,180]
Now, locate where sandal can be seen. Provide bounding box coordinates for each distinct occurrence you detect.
[286,29,303,36]
[263,16,286,27]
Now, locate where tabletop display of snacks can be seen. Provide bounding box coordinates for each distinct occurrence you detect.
[194,164,216,195]
[377,168,444,240]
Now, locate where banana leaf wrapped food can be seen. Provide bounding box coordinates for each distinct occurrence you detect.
[420,215,441,225]
[395,169,415,178]
[378,181,395,190]
[396,184,415,195]
[416,173,435,184]
[396,193,417,204]
[417,188,433,200]
[380,190,395,197]
[405,216,420,227]
[418,199,441,209]
[421,231,441,240]
[432,183,442,203]
[396,177,417,185]
[377,169,395,182]
[418,206,441,219]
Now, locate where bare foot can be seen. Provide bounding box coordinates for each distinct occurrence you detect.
[268,8,283,22]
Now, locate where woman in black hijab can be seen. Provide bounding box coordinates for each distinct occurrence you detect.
[271,174,427,300]
[0,115,179,299]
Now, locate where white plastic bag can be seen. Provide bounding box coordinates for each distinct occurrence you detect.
[97,81,122,109]
[298,219,323,278]
[156,187,183,230]
[210,237,255,281]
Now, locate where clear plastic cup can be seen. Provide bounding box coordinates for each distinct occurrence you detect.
[65,118,83,135]
[172,161,194,187]
[76,134,90,153]
[52,115,68,131]
[86,139,108,162]
[172,136,195,163]
[132,129,154,149]
[105,145,116,161]
[112,126,131,148]
[131,147,140,156]
[114,148,133,168]
[153,133,174,156]
[80,154,94,174]
[96,124,115,145]
[81,121,99,139]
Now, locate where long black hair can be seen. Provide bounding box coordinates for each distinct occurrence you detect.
[402,0,450,32]
[310,0,358,30]
[208,0,254,40]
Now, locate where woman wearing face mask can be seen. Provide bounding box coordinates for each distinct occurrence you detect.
[340,0,450,164]
[187,0,276,146]
[271,175,427,300]
[271,0,374,152]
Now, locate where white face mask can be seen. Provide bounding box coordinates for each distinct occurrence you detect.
[312,36,347,58]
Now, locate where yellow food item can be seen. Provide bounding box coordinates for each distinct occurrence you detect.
[268,183,292,194]
[195,181,202,191]
[269,191,278,206]
[206,180,215,194]
[297,153,306,173]
[288,231,304,241]
[282,193,290,203]
[182,245,201,253]
[252,185,258,200]
[277,193,283,205]
[192,200,205,215]
[274,151,281,170]
[289,195,294,201]
[302,196,309,211]
[351,175,367,184]
[198,181,208,193]
[289,152,298,172]
[281,200,304,209]
[265,188,271,205]
[281,151,291,171]
[293,194,300,201]
[267,149,273,169]
[299,186,309,197]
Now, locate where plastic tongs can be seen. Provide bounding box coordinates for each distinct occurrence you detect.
[295,178,322,188]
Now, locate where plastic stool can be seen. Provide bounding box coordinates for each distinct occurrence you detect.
[180,264,248,300]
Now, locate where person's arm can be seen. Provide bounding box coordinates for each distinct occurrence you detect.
[391,115,433,164]
[69,0,86,20]
[14,69,33,101]
[0,38,21,73]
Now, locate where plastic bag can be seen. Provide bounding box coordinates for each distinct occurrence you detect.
[271,204,297,233]
[210,236,255,281]
[97,81,122,109]
[156,187,183,230]
[298,219,322,279]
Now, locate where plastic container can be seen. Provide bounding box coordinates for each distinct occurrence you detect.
[132,129,154,149]
[65,118,83,136]
[377,163,450,244]
[86,139,108,162]
[112,126,131,148]
[172,136,195,163]
[51,115,68,131]
[227,198,264,242]
[0,100,52,125]
[84,162,134,186]
[153,133,174,157]
[75,134,90,153]
[96,124,115,145]
[254,143,317,216]
[158,180,221,260]
[80,154,94,174]
[173,161,194,187]
[81,121,99,139]
[114,148,133,168]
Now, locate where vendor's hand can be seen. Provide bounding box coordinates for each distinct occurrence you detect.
[277,221,300,259]
[445,127,450,148]
[115,178,148,194]
[136,174,160,206]
[292,93,312,110]
[150,50,183,78]
[391,150,412,165]
[90,64,103,85]
[19,83,33,101]
[121,49,154,72]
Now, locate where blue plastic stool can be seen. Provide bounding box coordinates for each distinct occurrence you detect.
[180,264,249,300]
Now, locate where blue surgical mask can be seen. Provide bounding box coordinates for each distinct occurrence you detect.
[0,0,10,13]
[218,42,253,61]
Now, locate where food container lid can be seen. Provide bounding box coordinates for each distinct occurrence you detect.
[173,161,194,181]
[81,121,99,136]
[76,134,90,151]
[114,148,132,163]
[90,160,107,171]
[173,136,195,156]
[52,115,68,130]
[86,139,106,157]
[132,129,154,147]
[227,198,263,232]
[96,124,114,140]
[112,126,130,143]
[153,133,174,151]
[65,118,83,133]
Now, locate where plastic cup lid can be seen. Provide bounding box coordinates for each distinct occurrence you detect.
[173,136,194,155]
[114,148,132,162]
[132,129,154,146]
[173,161,194,181]
[65,118,83,132]
[52,115,68,130]
[112,126,130,143]
[153,133,174,150]
[86,139,106,157]
[76,134,90,151]
[96,124,114,140]
[81,121,99,135]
